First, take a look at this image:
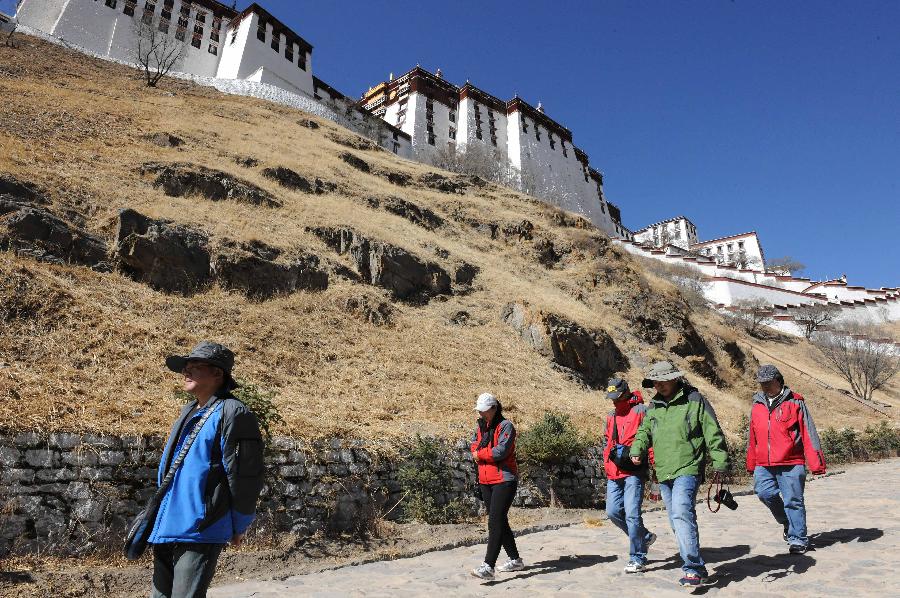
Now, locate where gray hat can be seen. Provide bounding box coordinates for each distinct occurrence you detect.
[756,364,782,383]
[606,378,630,400]
[641,360,685,388]
[166,341,235,376]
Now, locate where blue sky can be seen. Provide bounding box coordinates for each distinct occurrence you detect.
[8,1,897,287]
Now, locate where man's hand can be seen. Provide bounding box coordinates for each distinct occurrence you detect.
[631,456,642,465]
[230,533,245,547]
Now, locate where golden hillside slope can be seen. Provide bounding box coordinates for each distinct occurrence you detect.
[0,36,895,442]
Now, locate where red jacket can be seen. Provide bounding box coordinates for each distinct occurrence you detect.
[471,419,518,485]
[602,391,651,480]
[746,388,826,474]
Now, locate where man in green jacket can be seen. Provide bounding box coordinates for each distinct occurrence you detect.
[630,361,730,589]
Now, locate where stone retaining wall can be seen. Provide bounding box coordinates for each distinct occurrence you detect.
[0,432,604,556]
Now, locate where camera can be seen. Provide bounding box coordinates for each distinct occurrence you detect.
[714,488,739,510]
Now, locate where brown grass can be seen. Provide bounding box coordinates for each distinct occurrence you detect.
[0,36,893,443]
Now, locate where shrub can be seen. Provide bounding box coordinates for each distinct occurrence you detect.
[396,435,467,524]
[517,411,590,507]
[232,379,284,445]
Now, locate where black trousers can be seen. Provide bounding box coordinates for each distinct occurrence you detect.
[152,542,224,598]
[480,480,520,568]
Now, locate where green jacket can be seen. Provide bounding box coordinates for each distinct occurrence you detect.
[629,384,730,482]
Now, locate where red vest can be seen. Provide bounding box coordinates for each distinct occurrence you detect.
[471,422,518,485]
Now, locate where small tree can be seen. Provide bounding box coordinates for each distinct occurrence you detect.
[727,298,775,337]
[812,327,900,401]
[729,251,762,270]
[3,14,16,48]
[516,412,589,507]
[131,13,186,87]
[793,303,835,340]
[767,256,806,276]
[431,143,519,188]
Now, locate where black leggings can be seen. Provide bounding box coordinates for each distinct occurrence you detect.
[480,480,520,567]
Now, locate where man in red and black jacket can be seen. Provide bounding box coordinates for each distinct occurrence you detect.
[602,378,656,573]
[747,365,826,554]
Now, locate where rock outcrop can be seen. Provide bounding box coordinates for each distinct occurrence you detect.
[213,239,328,300]
[310,227,451,301]
[261,166,336,195]
[114,209,211,294]
[501,301,627,388]
[339,152,370,173]
[140,162,281,208]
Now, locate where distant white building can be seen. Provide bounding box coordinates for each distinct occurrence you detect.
[633,216,698,251]
[360,67,628,237]
[692,232,766,271]
[14,0,411,154]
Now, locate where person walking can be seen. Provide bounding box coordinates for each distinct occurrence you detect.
[630,361,730,589]
[150,341,265,598]
[470,392,523,580]
[602,378,657,573]
[747,364,826,554]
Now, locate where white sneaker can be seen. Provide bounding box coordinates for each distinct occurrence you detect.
[496,558,525,572]
[471,562,495,579]
[624,560,646,573]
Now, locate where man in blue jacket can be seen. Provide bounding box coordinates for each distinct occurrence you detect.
[150,342,265,598]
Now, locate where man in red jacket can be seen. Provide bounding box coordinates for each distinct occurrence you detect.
[746,365,826,554]
[603,378,656,572]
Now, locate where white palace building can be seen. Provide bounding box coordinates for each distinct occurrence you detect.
[360,67,628,238]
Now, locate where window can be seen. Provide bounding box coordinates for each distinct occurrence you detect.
[561,142,567,157]
[124,1,136,16]
[298,51,306,70]
[105,0,118,9]
[158,17,169,33]
[549,133,555,150]
[271,32,280,52]
[176,25,186,41]
[195,10,205,23]
[449,111,456,122]
[427,133,436,146]
[208,43,218,55]
[285,44,294,62]
[230,29,238,45]
[535,126,541,141]
[142,1,156,25]
[210,17,220,42]
[522,119,528,133]
[738,241,745,250]
[449,127,456,139]
[191,34,201,48]
[393,142,400,154]
[257,22,266,42]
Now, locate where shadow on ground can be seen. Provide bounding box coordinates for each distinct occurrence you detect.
[482,554,616,585]
[645,544,751,572]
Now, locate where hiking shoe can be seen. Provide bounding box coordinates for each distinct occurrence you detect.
[789,544,809,554]
[783,524,789,542]
[624,560,646,573]
[496,558,525,572]
[646,532,657,551]
[679,574,707,588]
[471,563,495,579]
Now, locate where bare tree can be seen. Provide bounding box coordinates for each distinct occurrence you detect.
[793,303,835,340]
[767,256,806,276]
[729,250,762,270]
[812,326,900,401]
[1,10,16,48]
[726,298,775,337]
[430,143,519,187]
[131,13,186,87]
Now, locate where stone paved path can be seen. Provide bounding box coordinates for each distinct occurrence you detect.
[211,459,899,597]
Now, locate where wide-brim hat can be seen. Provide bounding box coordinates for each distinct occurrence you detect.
[166,341,235,376]
[641,360,685,388]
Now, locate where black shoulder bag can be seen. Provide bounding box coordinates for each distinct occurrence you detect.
[608,414,645,473]
[123,399,221,560]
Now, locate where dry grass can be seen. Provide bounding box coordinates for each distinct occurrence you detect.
[0,36,892,443]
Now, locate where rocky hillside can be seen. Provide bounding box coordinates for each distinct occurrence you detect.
[0,35,892,442]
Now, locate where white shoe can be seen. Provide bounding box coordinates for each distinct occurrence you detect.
[471,562,495,579]
[624,560,646,573]
[496,558,525,572]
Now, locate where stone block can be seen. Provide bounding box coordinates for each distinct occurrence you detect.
[24,449,61,468]
[1,468,35,485]
[348,463,368,475]
[13,432,43,448]
[82,434,121,450]
[80,467,113,481]
[278,465,306,478]
[49,432,83,450]
[61,451,99,467]
[65,481,94,500]
[0,446,21,468]
[98,451,126,466]
[73,499,108,523]
[328,464,349,477]
[35,468,76,482]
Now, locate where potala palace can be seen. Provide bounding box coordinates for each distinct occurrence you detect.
[8,0,899,334]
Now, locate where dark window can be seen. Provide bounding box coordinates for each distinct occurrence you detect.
[193,22,204,39]
[549,134,555,150]
[257,22,266,42]
[449,111,456,122]
[522,119,528,133]
[191,35,201,48]
[535,127,541,141]
[105,0,118,8]
[271,32,280,52]
[124,1,136,16]
[562,143,567,157]
[285,45,293,61]
[175,26,186,41]
[427,134,435,146]
[142,1,156,24]
[158,17,169,33]
[180,3,190,17]
[449,128,456,139]
[195,10,205,23]
[208,43,218,55]
[298,51,306,70]
[476,131,482,140]
[230,30,238,45]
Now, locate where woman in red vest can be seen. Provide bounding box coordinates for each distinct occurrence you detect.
[470,392,523,579]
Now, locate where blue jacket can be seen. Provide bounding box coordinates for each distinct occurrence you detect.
[149,392,264,544]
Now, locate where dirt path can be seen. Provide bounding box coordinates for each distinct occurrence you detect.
[210,459,899,597]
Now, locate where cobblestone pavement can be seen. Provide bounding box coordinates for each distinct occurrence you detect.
[210,459,899,597]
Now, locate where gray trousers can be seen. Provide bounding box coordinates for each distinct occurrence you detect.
[151,542,224,598]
